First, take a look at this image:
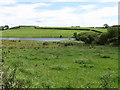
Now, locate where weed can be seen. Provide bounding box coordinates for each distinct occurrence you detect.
[100,72,112,88]
[44,58,49,60]
[43,42,49,46]
[100,55,110,58]
[50,65,67,71]
[80,64,94,68]
[85,83,93,88]
[2,66,32,88]
[96,54,111,58]
[75,59,92,64]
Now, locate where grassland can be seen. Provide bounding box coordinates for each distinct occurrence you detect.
[2,40,118,88]
[0,27,107,38]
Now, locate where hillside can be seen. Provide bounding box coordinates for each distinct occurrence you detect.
[0,27,107,38]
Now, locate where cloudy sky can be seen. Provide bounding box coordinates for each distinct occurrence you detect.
[0,0,119,27]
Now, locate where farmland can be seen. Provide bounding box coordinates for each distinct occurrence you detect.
[0,26,119,88]
[2,40,118,88]
[0,27,107,38]
[0,0,119,88]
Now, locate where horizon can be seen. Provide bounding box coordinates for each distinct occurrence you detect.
[1,24,117,28]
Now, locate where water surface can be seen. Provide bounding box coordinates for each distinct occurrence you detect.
[0,37,74,41]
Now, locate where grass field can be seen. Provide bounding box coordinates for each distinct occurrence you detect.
[35,27,106,32]
[0,27,107,38]
[2,40,118,88]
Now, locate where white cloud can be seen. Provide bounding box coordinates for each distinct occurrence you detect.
[79,6,118,26]
[0,2,52,26]
[51,0,89,2]
[0,0,17,5]
[52,0,119,3]
[39,4,118,27]
[100,0,119,3]
[1,0,118,3]
[0,1,118,27]
[79,5,96,10]
[34,4,118,27]
[53,0,119,2]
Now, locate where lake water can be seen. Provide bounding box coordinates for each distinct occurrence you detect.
[0,37,75,41]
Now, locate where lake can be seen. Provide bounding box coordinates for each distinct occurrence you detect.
[0,37,75,41]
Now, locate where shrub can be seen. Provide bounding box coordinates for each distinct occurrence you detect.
[74,32,100,44]
[107,27,118,38]
[59,35,62,38]
[74,26,120,45]
[2,65,33,89]
[2,66,31,88]
[57,40,84,46]
[1,25,9,30]
[98,27,120,45]
[73,32,77,38]
[97,32,109,45]
[43,42,49,46]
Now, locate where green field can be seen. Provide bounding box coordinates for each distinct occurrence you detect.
[0,27,107,38]
[2,40,118,88]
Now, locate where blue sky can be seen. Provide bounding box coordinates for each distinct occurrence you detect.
[0,0,119,27]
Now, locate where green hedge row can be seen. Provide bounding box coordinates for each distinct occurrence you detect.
[73,27,120,45]
[35,27,103,33]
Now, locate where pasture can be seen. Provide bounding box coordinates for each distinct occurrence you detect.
[2,40,118,88]
[0,27,107,38]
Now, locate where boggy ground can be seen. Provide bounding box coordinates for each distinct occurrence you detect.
[1,40,118,88]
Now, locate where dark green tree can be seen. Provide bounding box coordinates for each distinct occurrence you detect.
[103,24,109,28]
[4,25,9,30]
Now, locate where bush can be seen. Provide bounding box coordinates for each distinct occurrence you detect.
[57,40,84,46]
[97,32,109,45]
[74,32,100,44]
[98,27,120,45]
[1,25,9,30]
[73,32,77,38]
[2,66,32,88]
[74,26,120,45]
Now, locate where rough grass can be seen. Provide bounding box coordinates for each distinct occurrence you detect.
[0,27,107,38]
[1,40,118,88]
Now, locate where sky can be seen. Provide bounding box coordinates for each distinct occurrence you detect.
[0,0,119,27]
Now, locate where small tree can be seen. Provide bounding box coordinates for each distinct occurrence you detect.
[103,24,109,28]
[4,25,9,30]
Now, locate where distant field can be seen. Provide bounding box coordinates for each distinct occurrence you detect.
[2,40,118,88]
[0,27,107,38]
[35,27,106,32]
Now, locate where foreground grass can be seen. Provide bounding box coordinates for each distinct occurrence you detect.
[2,40,118,88]
[0,27,107,38]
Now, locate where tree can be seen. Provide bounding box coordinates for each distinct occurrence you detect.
[4,25,9,30]
[103,24,109,28]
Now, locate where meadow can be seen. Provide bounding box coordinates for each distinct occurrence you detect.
[0,27,107,38]
[2,40,118,88]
